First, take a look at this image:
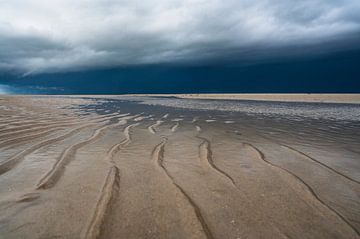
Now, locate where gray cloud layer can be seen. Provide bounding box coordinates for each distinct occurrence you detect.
[1,0,360,74]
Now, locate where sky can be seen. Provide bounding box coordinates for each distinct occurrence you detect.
[0,0,360,93]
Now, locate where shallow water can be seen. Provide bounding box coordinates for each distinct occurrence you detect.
[73,96,360,147]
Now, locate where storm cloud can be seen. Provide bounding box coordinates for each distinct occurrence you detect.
[1,0,360,74]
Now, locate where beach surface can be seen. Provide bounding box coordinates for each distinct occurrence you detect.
[0,95,360,239]
[126,93,360,104]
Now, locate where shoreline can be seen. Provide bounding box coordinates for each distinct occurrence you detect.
[124,93,360,104]
[2,94,360,104]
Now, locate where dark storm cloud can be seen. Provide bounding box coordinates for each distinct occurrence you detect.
[0,0,360,74]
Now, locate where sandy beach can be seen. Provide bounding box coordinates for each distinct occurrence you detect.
[126,94,360,104]
[0,95,359,239]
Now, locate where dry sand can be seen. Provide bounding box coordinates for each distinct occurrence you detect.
[0,95,359,239]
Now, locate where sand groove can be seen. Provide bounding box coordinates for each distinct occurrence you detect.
[82,122,140,239]
[281,144,360,185]
[0,118,51,126]
[170,123,179,132]
[16,193,41,203]
[152,137,214,239]
[96,113,132,122]
[0,124,95,176]
[0,122,83,141]
[36,123,115,190]
[0,114,118,147]
[244,142,360,236]
[82,120,140,239]
[82,166,120,239]
[107,123,140,162]
[0,127,66,149]
[148,120,163,134]
[197,136,236,186]
[134,114,152,122]
[0,121,71,135]
[0,119,56,128]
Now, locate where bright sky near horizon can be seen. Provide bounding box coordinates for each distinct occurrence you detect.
[1,0,360,75]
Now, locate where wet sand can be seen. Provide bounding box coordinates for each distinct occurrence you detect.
[0,95,360,239]
[126,94,360,104]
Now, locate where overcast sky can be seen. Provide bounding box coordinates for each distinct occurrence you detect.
[1,0,360,74]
